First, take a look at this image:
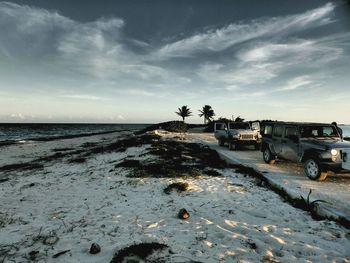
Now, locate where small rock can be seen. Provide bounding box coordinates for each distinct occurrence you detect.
[247,241,257,250]
[29,250,39,261]
[178,208,190,220]
[43,235,59,245]
[90,243,101,254]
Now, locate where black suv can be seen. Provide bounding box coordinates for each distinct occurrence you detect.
[261,122,350,181]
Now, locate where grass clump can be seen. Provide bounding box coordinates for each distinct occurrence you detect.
[294,189,329,220]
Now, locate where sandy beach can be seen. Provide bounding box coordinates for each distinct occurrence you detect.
[1,130,350,263]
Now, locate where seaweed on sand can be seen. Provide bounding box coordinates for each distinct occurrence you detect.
[163,182,189,194]
[115,159,141,168]
[147,140,228,169]
[0,134,161,172]
[110,242,169,263]
[52,147,74,152]
[127,161,202,178]
[68,157,87,163]
[0,162,44,172]
[115,138,229,178]
[86,134,161,155]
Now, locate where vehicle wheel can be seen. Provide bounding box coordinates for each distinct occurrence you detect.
[304,158,328,181]
[228,142,236,151]
[218,139,225,147]
[263,148,275,164]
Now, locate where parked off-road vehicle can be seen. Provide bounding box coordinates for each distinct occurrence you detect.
[214,121,261,150]
[261,122,350,181]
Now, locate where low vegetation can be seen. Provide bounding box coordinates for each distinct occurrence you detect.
[135,121,188,135]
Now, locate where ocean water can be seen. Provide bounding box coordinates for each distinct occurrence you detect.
[340,125,350,137]
[0,123,149,145]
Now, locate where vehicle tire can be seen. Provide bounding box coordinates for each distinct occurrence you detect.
[218,139,225,147]
[304,158,328,181]
[263,148,275,164]
[228,142,236,151]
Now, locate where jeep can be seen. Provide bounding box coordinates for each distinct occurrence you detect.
[214,121,262,150]
[261,122,350,181]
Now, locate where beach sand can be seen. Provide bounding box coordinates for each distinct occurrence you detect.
[0,130,349,262]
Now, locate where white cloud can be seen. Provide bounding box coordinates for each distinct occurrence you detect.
[198,61,281,87]
[0,2,168,84]
[198,35,344,89]
[238,39,342,64]
[61,94,106,100]
[156,3,335,58]
[10,113,25,119]
[277,75,313,91]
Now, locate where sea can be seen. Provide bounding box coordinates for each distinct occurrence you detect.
[0,123,150,146]
[340,125,350,137]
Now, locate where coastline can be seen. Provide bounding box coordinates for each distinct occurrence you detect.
[0,130,349,262]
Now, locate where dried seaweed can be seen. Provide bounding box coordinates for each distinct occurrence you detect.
[110,242,169,263]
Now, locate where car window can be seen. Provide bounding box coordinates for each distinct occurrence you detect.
[300,125,339,138]
[229,122,250,129]
[264,125,273,137]
[251,122,260,130]
[285,126,297,139]
[323,127,335,136]
[215,123,226,131]
[273,126,283,137]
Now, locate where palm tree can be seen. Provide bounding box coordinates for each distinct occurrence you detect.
[199,105,215,124]
[176,105,192,122]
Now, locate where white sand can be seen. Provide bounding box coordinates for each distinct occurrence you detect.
[0,131,349,262]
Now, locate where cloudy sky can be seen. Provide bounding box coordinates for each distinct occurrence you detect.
[0,0,349,123]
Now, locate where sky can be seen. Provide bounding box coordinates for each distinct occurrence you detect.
[0,0,349,123]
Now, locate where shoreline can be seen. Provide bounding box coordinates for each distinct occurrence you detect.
[0,129,137,148]
[0,131,349,262]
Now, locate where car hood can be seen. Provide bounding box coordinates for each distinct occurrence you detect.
[301,138,350,149]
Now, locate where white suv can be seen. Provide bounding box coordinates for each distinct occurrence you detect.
[214,121,262,150]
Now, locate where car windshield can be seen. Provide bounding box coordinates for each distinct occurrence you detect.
[300,125,339,138]
[229,122,250,130]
